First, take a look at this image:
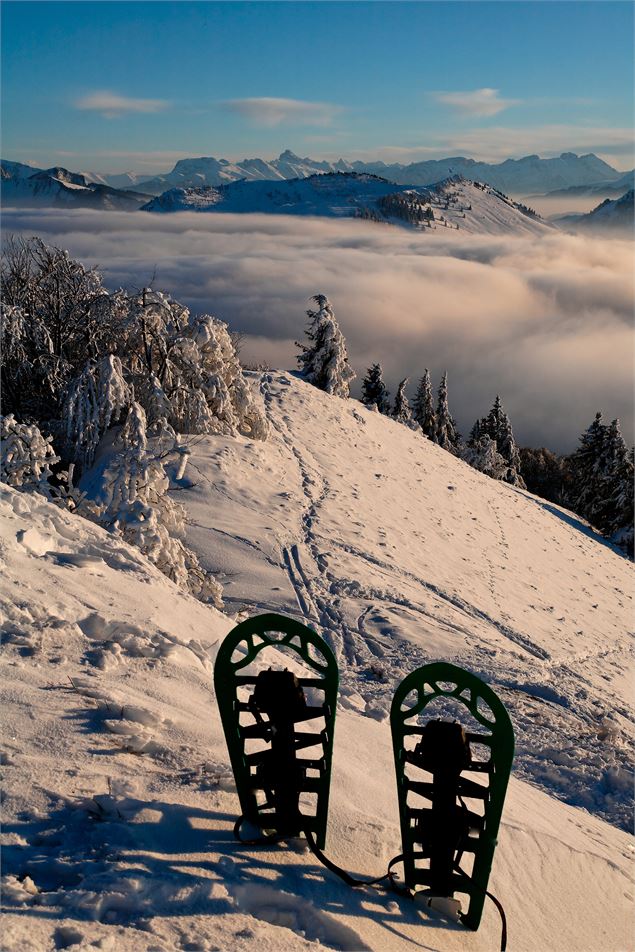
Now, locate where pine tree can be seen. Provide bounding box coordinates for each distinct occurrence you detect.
[478,395,524,486]
[392,378,420,431]
[595,419,634,542]
[361,363,390,414]
[413,369,436,440]
[567,412,607,523]
[296,294,355,398]
[436,372,461,452]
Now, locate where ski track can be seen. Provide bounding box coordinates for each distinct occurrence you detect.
[258,375,634,830]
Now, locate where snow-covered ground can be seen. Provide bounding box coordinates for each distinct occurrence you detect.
[143,176,552,237]
[2,374,633,951]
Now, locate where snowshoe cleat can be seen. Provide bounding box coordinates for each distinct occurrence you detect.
[214,613,338,849]
[390,661,514,931]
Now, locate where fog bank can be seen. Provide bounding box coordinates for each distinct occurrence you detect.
[3,207,633,452]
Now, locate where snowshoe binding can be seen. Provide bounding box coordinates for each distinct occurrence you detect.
[390,661,514,931]
[214,613,338,849]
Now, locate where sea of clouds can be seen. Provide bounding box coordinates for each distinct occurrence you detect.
[3,207,632,452]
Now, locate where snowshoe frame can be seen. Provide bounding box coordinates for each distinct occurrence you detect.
[391,661,514,930]
[214,613,338,849]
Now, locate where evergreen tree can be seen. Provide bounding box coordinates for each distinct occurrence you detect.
[412,369,436,440]
[392,378,420,431]
[478,395,524,486]
[595,419,634,542]
[567,412,607,523]
[361,363,390,414]
[436,372,461,452]
[296,294,355,398]
[519,447,568,505]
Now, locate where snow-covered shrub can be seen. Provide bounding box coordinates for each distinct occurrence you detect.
[1,237,111,422]
[64,355,132,469]
[296,294,355,398]
[85,403,222,607]
[0,414,59,495]
[461,435,508,479]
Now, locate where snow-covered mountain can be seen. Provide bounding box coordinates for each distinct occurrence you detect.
[1,373,633,951]
[0,164,152,209]
[81,169,150,190]
[3,151,624,202]
[130,149,622,196]
[142,173,552,236]
[556,189,634,235]
[359,151,623,193]
[133,149,350,195]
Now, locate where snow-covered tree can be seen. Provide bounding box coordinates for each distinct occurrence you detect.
[412,369,436,440]
[599,420,633,547]
[0,415,59,495]
[87,403,223,607]
[392,378,421,431]
[63,355,132,469]
[1,237,111,422]
[461,435,508,479]
[471,395,524,486]
[436,372,461,453]
[567,412,607,523]
[296,294,355,398]
[519,446,568,505]
[361,363,391,414]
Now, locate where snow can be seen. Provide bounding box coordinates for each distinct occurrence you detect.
[1,373,633,951]
[143,176,552,237]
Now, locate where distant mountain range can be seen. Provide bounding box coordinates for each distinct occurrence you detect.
[2,151,631,234]
[142,173,553,237]
[528,169,634,199]
[556,189,634,236]
[124,149,625,197]
[0,161,151,209]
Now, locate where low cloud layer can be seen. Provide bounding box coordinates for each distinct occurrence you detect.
[2,208,632,452]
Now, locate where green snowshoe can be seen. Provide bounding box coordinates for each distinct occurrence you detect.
[390,662,514,931]
[214,613,338,849]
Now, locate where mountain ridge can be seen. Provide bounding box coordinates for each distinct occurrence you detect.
[128,149,622,196]
[141,172,552,237]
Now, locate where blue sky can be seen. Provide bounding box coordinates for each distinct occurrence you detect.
[2,1,633,173]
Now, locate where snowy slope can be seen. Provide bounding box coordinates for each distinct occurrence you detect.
[181,373,634,830]
[143,175,552,237]
[1,480,633,952]
[0,166,152,210]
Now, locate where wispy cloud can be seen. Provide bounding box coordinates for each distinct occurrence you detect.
[221,97,341,127]
[431,88,521,118]
[75,91,170,118]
